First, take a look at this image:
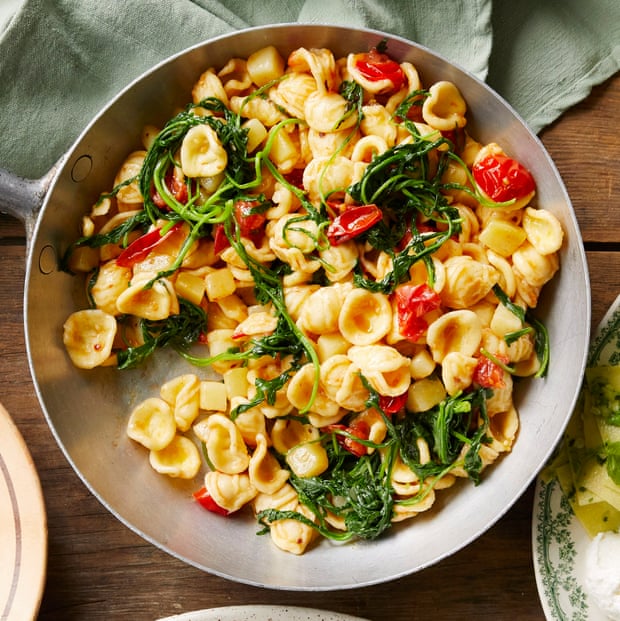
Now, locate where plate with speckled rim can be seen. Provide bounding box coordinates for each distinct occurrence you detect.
[0,402,47,621]
[158,605,369,621]
[533,294,620,621]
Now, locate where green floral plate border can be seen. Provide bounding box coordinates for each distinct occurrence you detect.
[532,294,620,621]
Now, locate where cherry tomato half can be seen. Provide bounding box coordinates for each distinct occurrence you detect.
[472,155,536,203]
[193,486,232,516]
[116,222,183,268]
[473,354,509,389]
[234,199,267,243]
[324,421,370,458]
[378,392,408,415]
[212,223,230,254]
[212,200,267,254]
[393,283,441,342]
[326,204,382,245]
[354,47,405,92]
[151,167,189,208]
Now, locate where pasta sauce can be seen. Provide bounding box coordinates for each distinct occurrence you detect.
[61,42,563,555]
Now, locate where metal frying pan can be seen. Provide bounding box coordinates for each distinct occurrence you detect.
[0,24,590,590]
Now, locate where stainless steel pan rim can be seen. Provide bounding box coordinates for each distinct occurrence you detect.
[6,23,590,590]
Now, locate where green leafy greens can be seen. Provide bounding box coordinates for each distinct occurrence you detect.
[116,298,207,369]
[257,385,491,542]
[492,284,550,377]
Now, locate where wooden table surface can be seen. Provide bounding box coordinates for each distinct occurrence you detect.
[1,72,618,621]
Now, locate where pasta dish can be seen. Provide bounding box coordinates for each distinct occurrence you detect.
[61,42,563,554]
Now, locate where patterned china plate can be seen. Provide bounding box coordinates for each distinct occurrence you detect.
[533,294,620,620]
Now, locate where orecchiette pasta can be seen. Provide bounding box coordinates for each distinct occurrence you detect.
[114,151,146,208]
[194,413,250,475]
[338,289,392,345]
[116,273,179,321]
[426,310,483,363]
[248,433,290,494]
[127,397,176,451]
[422,81,467,130]
[268,501,318,555]
[347,345,410,396]
[288,47,338,93]
[180,124,228,178]
[522,207,564,255]
[63,309,116,369]
[62,41,563,556]
[193,68,229,106]
[440,255,499,309]
[269,72,316,119]
[205,470,257,513]
[217,58,252,96]
[149,435,201,479]
[160,373,201,432]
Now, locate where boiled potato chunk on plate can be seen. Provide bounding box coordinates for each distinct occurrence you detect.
[554,462,620,538]
[544,366,620,538]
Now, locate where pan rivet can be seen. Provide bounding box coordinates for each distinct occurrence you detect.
[38,244,57,275]
[71,155,93,182]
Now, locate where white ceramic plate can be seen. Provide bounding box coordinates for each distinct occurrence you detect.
[0,402,47,621]
[533,294,620,620]
[158,605,368,621]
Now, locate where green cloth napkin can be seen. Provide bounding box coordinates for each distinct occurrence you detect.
[0,0,617,179]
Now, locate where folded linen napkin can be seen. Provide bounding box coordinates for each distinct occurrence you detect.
[0,0,617,179]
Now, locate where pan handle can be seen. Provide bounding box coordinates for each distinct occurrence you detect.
[0,166,58,239]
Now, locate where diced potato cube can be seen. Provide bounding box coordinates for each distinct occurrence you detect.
[174,271,206,306]
[200,380,228,412]
[217,294,249,323]
[490,301,522,338]
[223,367,249,399]
[268,126,298,172]
[407,377,446,413]
[206,302,238,330]
[242,118,268,153]
[246,45,285,86]
[317,333,350,363]
[409,348,436,379]
[479,219,527,257]
[204,267,236,301]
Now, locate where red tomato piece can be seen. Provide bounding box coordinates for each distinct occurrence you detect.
[152,167,188,208]
[234,199,267,245]
[354,47,405,92]
[284,168,305,189]
[473,354,509,389]
[441,127,465,153]
[324,422,370,458]
[212,223,230,254]
[472,155,536,203]
[393,283,441,341]
[116,222,183,268]
[378,392,408,415]
[326,204,382,245]
[193,486,232,516]
[212,224,230,254]
[397,219,444,252]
